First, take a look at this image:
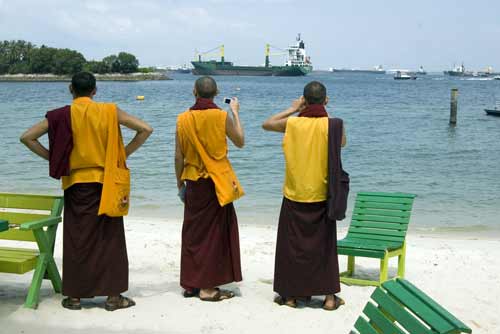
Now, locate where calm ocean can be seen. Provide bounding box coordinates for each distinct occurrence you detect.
[1,73,499,231]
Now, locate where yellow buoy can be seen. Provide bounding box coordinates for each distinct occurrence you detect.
[136,95,145,100]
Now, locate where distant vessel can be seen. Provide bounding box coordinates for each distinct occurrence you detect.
[485,102,500,116]
[407,66,427,76]
[191,35,313,76]
[394,71,416,80]
[444,63,474,77]
[330,65,386,74]
[477,66,500,77]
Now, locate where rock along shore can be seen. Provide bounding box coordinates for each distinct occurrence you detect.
[0,72,171,82]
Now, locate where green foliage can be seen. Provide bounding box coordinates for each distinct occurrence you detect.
[0,40,142,75]
[83,60,110,74]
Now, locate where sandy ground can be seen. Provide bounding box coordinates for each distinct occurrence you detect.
[1,218,499,334]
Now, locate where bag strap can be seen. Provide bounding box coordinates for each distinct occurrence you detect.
[330,117,344,173]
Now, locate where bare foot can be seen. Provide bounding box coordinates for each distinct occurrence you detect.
[323,294,345,311]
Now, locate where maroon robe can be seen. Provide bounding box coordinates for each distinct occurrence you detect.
[180,178,242,289]
[63,183,129,297]
[46,105,72,179]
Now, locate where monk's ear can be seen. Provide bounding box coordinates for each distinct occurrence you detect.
[91,87,97,97]
[324,96,329,106]
[69,84,74,96]
[193,88,198,98]
[215,89,219,97]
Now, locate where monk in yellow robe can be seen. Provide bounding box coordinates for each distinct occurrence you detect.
[262,81,346,310]
[20,72,153,311]
[175,76,245,301]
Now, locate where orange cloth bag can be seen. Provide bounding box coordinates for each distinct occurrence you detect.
[98,107,130,217]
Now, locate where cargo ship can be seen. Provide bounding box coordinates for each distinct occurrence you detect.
[329,65,386,74]
[191,35,312,76]
[444,64,474,77]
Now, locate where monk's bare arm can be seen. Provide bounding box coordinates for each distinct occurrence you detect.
[225,98,244,148]
[117,107,153,157]
[262,97,305,133]
[175,130,185,189]
[20,119,50,160]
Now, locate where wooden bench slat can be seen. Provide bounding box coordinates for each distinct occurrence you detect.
[0,212,50,225]
[0,193,57,211]
[347,232,405,243]
[397,279,472,333]
[337,247,385,258]
[363,302,406,334]
[338,240,391,251]
[0,229,36,242]
[354,317,380,334]
[342,238,403,249]
[353,208,411,218]
[352,214,410,224]
[357,195,415,205]
[356,202,412,211]
[350,221,409,231]
[348,227,407,238]
[371,288,434,334]
[357,192,416,199]
[383,280,454,333]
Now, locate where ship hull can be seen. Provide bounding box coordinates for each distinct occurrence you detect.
[332,69,386,74]
[191,61,311,77]
[444,71,474,77]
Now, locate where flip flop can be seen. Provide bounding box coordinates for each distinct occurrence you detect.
[274,296,297,308]
[199,289,235,302]
[322,295,345,311]
[105,295,136,311]
[61,297,82,310]
[183,288,200,298]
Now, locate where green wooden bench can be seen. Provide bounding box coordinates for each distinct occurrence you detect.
[338,192,416,286]
[351,278,472,334]
[0,193,63,308]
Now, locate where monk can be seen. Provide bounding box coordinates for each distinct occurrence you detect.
[20,72,153,311]
[262,81,346,310]
[175,76,244,301]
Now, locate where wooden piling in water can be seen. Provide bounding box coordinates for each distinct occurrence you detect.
[450,88,458,125]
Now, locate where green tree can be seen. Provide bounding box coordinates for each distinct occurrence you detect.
[29,45,57,74]
[52,49,86,75]
[103,55,120,73]
[117,52,139,73]
[84,60,111,74]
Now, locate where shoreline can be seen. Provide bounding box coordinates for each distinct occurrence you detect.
[0,72,171,82]
[1,217,496,333]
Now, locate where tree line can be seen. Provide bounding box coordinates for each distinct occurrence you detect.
[0,40,142,75]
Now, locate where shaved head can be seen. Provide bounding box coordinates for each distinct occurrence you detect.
[303,81,327,105]
[194,76,218,98]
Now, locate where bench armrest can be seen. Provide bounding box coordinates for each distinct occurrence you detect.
[19,216,62,231]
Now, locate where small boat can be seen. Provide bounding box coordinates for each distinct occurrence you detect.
[485,109,500,116]
[394,71,416,80]
[494,76,500,80]
[485,102,500,116]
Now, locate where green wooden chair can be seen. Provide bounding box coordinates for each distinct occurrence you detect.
[351,278,472,334]
[338,192,416,286]
[0,193,63,308]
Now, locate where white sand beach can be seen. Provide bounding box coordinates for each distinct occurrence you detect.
[1,218,499,334]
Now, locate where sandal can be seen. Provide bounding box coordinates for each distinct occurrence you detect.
[105,295,136,312]
[322,295,345,311]
[274,296,297,308]
[183,288,200,298]
[199,289,235,302]
[61,297,82,310]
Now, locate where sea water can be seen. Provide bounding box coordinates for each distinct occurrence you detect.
[1,73,499,232]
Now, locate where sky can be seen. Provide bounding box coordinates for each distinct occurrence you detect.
[1,0,500,71]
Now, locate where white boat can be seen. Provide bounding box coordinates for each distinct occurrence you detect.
[394,71,416,80]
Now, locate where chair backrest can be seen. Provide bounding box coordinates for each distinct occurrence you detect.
[353,278,472,334]
[346,192,416,245]
[0,193,63,242]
